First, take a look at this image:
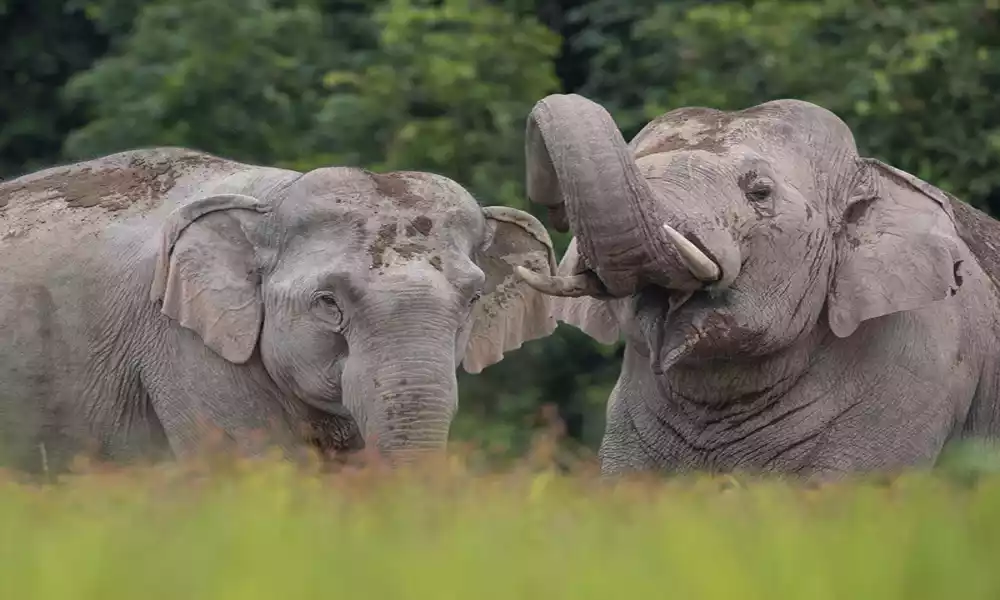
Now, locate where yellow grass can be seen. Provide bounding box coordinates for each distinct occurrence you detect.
[1,442,1000,600]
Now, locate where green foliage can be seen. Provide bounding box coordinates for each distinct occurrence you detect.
[61,0,345,165]
[309,0,561,212]
[577,0,1000,210]
[0,0,107,177]
[453,326,621,462]
[4,460,1000,598]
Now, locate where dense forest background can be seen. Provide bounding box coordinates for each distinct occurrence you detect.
[4,0,1000,460]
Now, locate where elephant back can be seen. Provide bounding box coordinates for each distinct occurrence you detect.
[0,148,297,252]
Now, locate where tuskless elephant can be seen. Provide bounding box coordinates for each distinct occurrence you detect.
[0,148,557,473]
[515,93,1000,480]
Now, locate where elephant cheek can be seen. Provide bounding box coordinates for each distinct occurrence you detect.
[259,325,346,411]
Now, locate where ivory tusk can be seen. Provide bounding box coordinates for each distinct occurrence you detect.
[662,224,721,282]
[514,266,607,297]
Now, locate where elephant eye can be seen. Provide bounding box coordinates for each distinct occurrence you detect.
[745,178,773,203]
[469,290,483,306]
[312,292,343,325]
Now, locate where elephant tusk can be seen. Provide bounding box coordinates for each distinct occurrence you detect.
[514,266,608,297]
[662,224,721,282]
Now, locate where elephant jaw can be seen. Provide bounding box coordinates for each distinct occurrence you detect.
[629,283,748,378]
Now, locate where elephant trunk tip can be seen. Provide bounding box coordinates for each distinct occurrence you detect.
[513,266,611,298]
[375,443,450,470]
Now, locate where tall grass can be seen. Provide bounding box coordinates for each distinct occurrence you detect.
[1,442,1000,600]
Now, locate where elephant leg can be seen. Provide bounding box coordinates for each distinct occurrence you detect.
[148,384,304,462]
[143,338,305,462]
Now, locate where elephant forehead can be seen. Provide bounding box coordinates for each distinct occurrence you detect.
[276,168,483,237]
[364,211,480,275]
[283,167,480,214]
[634,114,784,160]
[632,100,850,162]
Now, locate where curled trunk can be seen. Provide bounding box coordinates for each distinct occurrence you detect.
[525,94,718,296]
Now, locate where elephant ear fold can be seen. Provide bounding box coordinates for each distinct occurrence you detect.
[550,237,623,345]
[827,158,965,339]
[461,206,558,374]
[150,193,271,364]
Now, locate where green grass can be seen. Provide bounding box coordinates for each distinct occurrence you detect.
[2,450,1000,600]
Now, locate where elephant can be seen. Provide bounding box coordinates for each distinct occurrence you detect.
[514,93,1000,480]
[0,147,557,473]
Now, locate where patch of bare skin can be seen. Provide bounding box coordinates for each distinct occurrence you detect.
[366,218,437,272]
[3,151,225,211]
[366,173,446,272]
[633,109,738,160]
[0,150,230,241]
[632,105,785,161]
[370,172,432,209]
[369,223,398,269]
[407,215,433,237]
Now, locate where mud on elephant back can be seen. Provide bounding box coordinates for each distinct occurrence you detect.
[515,93,1000,481]
[0,147,559,474]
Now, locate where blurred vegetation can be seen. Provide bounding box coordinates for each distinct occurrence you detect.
[3,0,1000,458]
[3,453,1000,598]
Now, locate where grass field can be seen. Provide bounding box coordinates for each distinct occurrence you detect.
[2,443,1000,600]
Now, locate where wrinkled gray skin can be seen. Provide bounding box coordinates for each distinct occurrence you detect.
[0,148,557,473]
[517,93,1000,480]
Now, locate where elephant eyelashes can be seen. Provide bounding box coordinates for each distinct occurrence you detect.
[746,182,773,203]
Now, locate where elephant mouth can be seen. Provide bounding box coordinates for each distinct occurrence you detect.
[645,281,750,376]
[515,222,725,300]
[647,289,697,371]
[300,394,354,420]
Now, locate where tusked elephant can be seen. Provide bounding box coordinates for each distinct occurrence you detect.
[0,147,557,473]
[515,93,1000,480]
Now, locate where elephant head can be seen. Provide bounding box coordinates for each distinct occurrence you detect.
[149,167,557,458]
[517,94,965,370]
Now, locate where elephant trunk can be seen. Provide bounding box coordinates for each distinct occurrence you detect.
[523,93,722,297]
[342,309,458,462]
[370,359,455,458]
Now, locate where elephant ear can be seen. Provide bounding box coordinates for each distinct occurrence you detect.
[550,237,623,345]
[149,193,271,364]
[827,158,965,338]
[462,206,559,374]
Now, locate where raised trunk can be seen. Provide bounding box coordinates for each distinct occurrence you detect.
[525,93,714,296]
